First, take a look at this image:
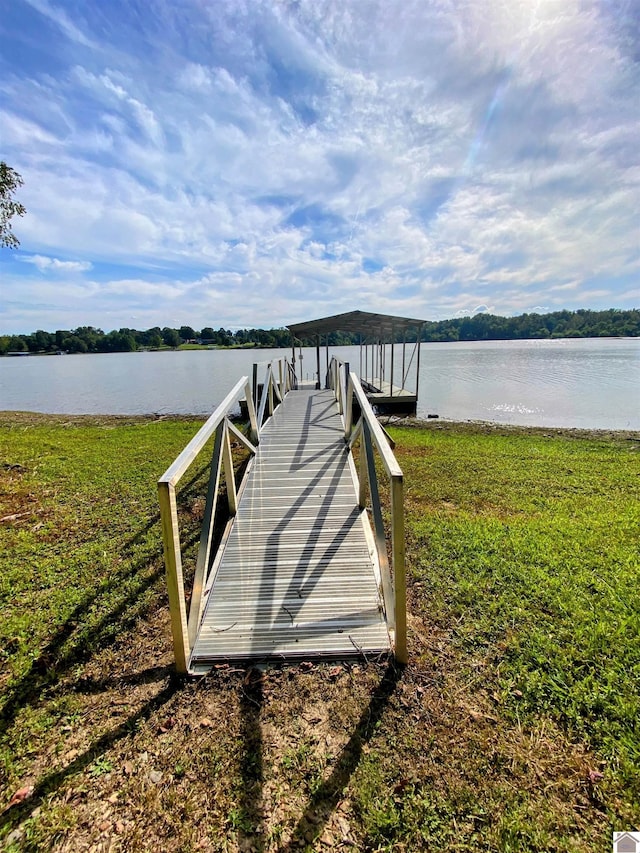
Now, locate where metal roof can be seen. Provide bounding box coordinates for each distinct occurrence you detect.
[288,310,424,339]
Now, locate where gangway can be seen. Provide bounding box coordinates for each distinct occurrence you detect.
[158,357,406,674]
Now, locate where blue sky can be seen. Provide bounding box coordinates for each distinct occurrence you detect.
[1,0,638,334]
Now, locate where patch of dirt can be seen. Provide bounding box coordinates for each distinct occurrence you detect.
[0,459,44,526]
[1,597,619,852]
[0,411,206,428]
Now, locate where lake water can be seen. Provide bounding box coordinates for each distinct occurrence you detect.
[0,338,638,430]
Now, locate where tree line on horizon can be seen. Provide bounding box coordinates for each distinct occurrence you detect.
[1,308,638,355]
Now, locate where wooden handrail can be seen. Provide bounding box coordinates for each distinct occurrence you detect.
[328,357,407,664]
[159,377,255,487]
[158,360,292,673]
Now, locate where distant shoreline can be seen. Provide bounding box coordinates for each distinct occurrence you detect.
[3,334,640,358]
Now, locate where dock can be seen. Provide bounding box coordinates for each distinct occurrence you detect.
[288,310,424,416]
[190,389,389,670]
[159,348,408,674]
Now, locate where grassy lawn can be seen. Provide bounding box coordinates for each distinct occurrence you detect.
[0,413,638,851]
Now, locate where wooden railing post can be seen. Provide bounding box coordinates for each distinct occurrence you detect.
[343,362,350,417]
[358,426,368,510]
[158,481,190,673]
[188,423,225,646]
[244,380,259,443]
[391,475,407,663]
[252,363,258,412]
[346,370,406,664]
[268,366,274,415]
[344,370,353,439]
[222,421,238,515]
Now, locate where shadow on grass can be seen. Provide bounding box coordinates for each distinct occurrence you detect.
[0,427,257,841]
[233,660,403,852]
[0,458,212,735]
[278,661,404,852]
[54,664,175,696]
[0,673,183,834]
[238,668,266,849]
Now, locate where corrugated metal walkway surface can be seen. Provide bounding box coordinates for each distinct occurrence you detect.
[190,389,389,668]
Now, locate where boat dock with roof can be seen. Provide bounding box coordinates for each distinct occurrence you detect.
[158,311,424,673]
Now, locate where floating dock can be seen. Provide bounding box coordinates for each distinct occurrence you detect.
[288,310,425,416]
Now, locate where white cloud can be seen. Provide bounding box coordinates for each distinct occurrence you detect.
[1,0,638,333]
[22,0,96,48]
[177,63,214,92]
[22,255,93,273]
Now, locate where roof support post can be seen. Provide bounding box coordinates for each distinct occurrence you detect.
[415,323,423,396]
[325,334,330,389]
[402,330,406,388]
[390,323,395,396]
[315,335,321,390]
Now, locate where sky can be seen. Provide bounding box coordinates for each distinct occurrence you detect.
[0,0,638,334]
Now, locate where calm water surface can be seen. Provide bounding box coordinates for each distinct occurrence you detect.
[1,339,638,430]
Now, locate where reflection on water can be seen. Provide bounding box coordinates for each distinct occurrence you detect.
[0,338,638,430]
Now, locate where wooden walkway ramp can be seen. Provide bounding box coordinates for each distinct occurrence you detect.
[190,389,389,670]
[158,358,406,675]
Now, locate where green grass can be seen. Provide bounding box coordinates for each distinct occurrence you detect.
[392,425,640,797]
[0,413,638,851]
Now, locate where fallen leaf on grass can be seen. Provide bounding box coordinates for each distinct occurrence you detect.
[8,785,34,807]
[336,815,351,838]
[199,717,213,728]
[588,769,604,784]
[393,778,413,795]
[148,770,163,784]
[157,716,176,733]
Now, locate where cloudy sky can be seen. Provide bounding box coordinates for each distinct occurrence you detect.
[1,0,638,334]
